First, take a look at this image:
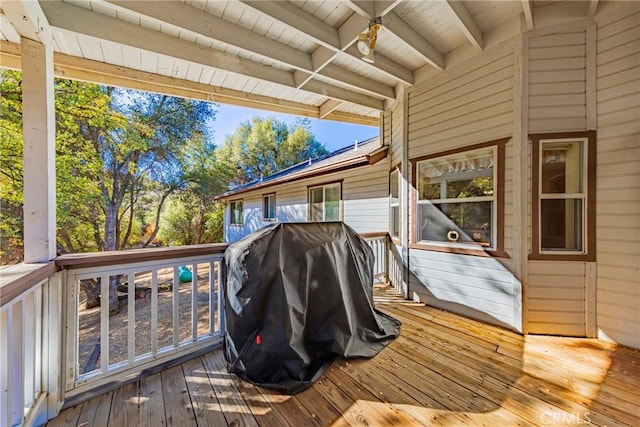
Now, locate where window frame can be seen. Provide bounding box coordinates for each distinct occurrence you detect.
[530,131,596,261]
[390,166,401,242]
[307,181,343,222]
[262,193,276,221]
[229,199,244,227]
[410,138,508,257]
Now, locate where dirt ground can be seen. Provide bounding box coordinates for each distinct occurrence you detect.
[77,264,220,375]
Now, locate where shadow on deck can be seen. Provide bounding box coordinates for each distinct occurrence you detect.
[47,285,640,426]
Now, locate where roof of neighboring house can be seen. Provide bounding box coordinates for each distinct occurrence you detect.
[215,136,387,200]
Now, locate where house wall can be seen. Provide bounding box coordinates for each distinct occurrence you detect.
[527,261,586,336]
[526,26,590,336]
[523,2,640,349]
[405,41,523,332]
[593,4,640,348]
[223,158,390,242]
[222,3,640,349]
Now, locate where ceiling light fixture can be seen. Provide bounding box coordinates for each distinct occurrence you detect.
[357,17,382,63]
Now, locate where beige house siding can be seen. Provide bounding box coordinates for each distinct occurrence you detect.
[408,44,514,157]
[528,29,587,133]
[527,261,587,336]
[224,159,390,242]
[594,5,640,348]
[390,101,403,167]
[382,110,392,148]
[523,2,640,348]
[525,27,590,336]
[406,42,522,332]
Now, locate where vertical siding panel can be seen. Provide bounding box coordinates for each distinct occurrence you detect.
[528,29,587,133]
[525,27,591,337]
[390,101,403,167]
[527,261,587,335]
[595,6,640,348]
[383,110,392,147]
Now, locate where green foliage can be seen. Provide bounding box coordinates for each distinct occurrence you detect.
[217,116,327,187]
[0,69,219,264]
[158,132,230,245]
[1,71,325,264]
[0,71,24,262]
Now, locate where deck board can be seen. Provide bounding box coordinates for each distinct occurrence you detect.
[139,373,165,427]
[48,285,640,426]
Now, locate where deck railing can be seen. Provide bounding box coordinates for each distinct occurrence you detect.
[1,231,401,424]
[362,232,388,284]
[1,263,59,427]
[362,232,406,297]
[56,244,228,405]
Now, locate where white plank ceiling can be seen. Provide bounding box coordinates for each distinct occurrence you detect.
[0,0,597,125]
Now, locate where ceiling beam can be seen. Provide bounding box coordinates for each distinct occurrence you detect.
[41,2,292,86]
[239,0,414,85]
[345,1,444,70]
[105,0,394,100]
[303,79,383,111]
[241,1,341,50]
[383,12,445,70]
[39,1,384,110]
[337,12,370,50]
[444,0,483,50]
[0,14,21,43]
[0,40,379,126]
[319,99,343,118]
[343,45,413,85]
[522,0,534,30]
[319,64,396,99]
[345,0,403,18]
[345,1,376,18]
[2,0,53,44]
[106,0,312,71]
[374,1,404,17]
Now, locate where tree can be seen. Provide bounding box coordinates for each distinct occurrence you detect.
[218,117,327,187]
[158,132,232,245]
[70,88,215,309]
[0,71,25,263]
[1,70,218,310]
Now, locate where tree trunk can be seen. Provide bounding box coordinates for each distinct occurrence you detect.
[104,202,120,312]
[80,278,101,309]
[142,190,172,247]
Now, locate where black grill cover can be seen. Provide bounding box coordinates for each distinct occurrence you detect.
[223,222,400,394]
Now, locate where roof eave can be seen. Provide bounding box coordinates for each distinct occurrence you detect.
[215,146,388,201]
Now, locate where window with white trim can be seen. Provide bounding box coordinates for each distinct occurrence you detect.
[263,194,276,221]
[390,169,400,239]
[538,138,587,253]
[230,200,243,226]
[309,182,341,221]
[416,146,496,249]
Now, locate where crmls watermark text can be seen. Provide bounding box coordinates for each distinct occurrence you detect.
[540,412,591,425]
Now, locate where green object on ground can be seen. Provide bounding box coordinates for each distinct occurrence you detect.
[178,265,192,283]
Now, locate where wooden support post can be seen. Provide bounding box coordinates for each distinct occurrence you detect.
[21,37,56,262]
[513,34,529,334]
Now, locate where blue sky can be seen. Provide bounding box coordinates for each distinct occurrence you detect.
[210,104,379,153]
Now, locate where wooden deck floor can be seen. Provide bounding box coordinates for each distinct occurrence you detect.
[48,285,640,426]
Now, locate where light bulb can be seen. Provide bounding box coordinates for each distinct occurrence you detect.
[361,51,375,63]
[357,38,370,55]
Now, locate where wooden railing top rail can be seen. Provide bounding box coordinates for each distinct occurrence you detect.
[360,231,389,239]
[56,243,230,270]
[0,262,56,307]
[2,231,390,307]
